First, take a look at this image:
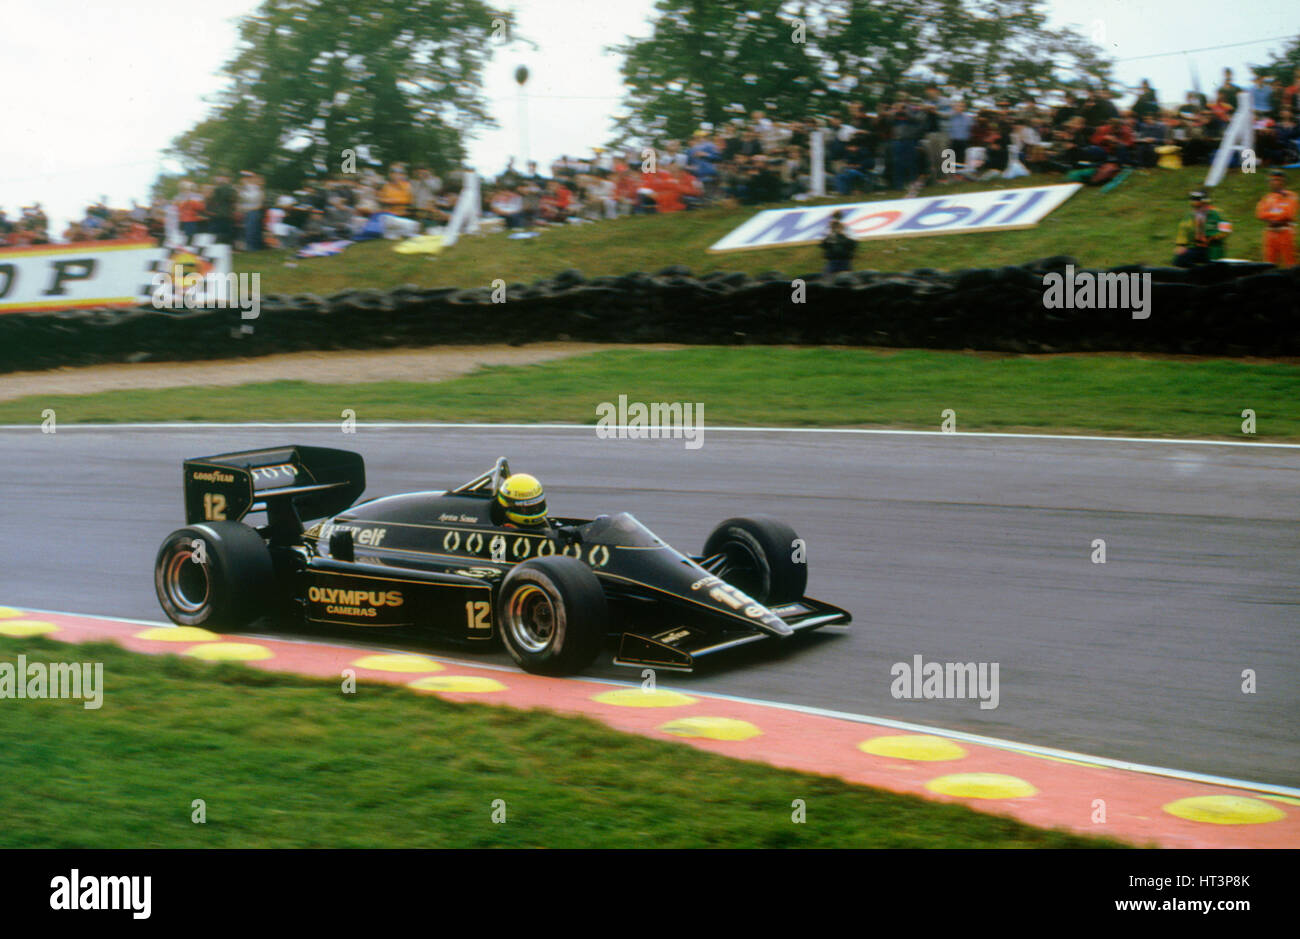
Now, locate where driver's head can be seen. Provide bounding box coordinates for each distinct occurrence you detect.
[497,473,548,527]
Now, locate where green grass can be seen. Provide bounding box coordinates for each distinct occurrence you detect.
[235,167,1284,295]
[3,347,1296,440]
[0,637,1124,848]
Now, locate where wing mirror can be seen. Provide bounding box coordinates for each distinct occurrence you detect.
[329,529,355,561]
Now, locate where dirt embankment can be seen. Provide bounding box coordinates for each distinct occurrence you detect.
[0,342,686,402]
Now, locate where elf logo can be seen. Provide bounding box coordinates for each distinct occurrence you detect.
[308,587,404,607]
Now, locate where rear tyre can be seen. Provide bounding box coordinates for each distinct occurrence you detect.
[702,516,807,605]
[154,522,275,629]
[496,556,607,675]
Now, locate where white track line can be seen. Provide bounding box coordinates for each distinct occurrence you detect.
[14,604,1300,800]
[1,422,1298,448]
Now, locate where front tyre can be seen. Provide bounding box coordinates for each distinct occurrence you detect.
[496,556,607,675]
[154,522,274,629]
[702,516,807,605]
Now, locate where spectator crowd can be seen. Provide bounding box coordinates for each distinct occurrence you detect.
[3,66,1298,252]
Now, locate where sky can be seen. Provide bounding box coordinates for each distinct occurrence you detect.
[1,0,1295,238]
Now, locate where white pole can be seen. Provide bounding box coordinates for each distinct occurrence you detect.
[518,85,530,166]
[1205,90,1254,188]
[440,170,480,248]
[810,129,826,197]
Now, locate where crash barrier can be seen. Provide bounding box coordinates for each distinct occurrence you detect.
[2,256,1297,373]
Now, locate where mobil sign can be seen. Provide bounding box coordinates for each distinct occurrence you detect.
[708,183,1082,253]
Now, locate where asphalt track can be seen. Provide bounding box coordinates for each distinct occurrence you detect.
[2,425,1297,788]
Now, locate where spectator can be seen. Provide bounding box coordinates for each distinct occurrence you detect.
[742,154,782,205]
[537,178,574,224]
[834,133,874,194]
[1251,74,1272,117]
[777,145,807,199]
[1256,169,1297,267]
[1174,190,1230,267]
[577,171,616,220]
[204,173,236,245]
[489,187,526,229]
[946,100,974,167]
[377,166,413,216]
[1217,68,1242,103]
[820,211,856,273]
[670,164,704,209]
[919,85,952,184]
[686,131,721,198]
[1132,79,1161,120]
[237,171,265,251]
[410,167,442,224]
[1133,111,1167,166]
[885,97,923,189]
[322,197,354,240]
[612,167,640,216]
[1090,117,1134,164]
[174,181,204,240]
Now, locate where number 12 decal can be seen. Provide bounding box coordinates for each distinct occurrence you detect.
[203,492,227,520]
[465,600,490,630]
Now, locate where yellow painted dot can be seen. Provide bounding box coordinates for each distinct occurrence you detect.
[136,626,221,643]
[1163,795,1285,825]
[926,773,1038,799]
[859,734,967,761]
[0,619,58,637]
[353,654,445,673]
[185,642,272,662]
[592,688,697,708]
[0,607,26,619]
[408,675,505,693]
[659,717,762,741]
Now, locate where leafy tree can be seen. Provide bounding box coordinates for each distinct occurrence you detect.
[163,0,508,192]
[610,0,831,143]
[612,0,1113,146]
[1253,34,1300,85]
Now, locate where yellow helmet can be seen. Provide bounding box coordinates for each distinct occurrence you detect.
[497,473,548,526]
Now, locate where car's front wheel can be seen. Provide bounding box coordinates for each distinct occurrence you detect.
[496,556,607,674]
[702,516,807,605]
[154,522,275,629]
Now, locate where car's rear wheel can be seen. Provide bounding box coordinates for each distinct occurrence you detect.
[496,556,607,674]
[154,522,274,629]
[702,516,807,605]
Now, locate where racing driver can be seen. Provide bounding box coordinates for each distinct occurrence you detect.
[494,473,550,529]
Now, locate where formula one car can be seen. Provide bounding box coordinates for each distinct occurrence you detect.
[154,446,849,674]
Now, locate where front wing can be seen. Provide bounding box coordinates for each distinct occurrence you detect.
[612,596,850,671]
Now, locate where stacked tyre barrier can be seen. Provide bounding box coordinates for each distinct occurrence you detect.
[2,256,1297,374]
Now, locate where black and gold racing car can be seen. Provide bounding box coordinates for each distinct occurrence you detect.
[154,445,849,674]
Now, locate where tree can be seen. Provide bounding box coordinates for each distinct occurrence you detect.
[163,0,507,192]
[1253,34,1300,85]
[611,0,1113,146]
[610,0,830,144]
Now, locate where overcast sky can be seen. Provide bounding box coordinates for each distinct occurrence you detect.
[1,0,1295,236]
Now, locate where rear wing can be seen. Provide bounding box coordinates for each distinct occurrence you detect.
[183,445,365,526]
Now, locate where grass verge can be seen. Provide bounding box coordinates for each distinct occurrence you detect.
[0,637,1124,848]
[231,167,1285,294]
[1,347,1296,440]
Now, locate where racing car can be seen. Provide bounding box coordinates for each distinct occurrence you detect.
[154,445,850,674]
